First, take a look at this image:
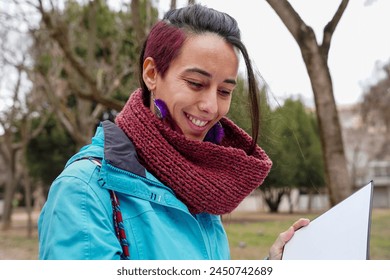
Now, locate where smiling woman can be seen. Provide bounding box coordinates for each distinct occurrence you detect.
[37,3,309,260]
[142,33,238,142]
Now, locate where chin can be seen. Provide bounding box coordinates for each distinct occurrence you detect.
[184,133,205,142]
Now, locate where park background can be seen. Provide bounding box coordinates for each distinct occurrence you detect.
[0,0,389,259]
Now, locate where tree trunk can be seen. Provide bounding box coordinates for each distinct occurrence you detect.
[1,166,18,230]
[304,47,351,204]
[261,187,287,213]
[307,189,313,212]
[265,0,352,205]
[21,118,34,238]
[23,169,33,238]
[170,0,177,10]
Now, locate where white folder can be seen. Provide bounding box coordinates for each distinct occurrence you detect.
[282,181,374,260]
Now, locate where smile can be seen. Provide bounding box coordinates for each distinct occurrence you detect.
[186,114,209,127]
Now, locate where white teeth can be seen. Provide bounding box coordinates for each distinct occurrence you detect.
[187,114,208,127]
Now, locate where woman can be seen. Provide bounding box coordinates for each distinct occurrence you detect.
[38,4,309,260]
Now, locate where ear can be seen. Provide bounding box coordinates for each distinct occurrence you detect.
[142,57,158,91]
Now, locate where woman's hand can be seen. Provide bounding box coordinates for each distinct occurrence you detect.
[268,218,310,260]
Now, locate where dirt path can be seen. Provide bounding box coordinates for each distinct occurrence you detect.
[0,209,39,260]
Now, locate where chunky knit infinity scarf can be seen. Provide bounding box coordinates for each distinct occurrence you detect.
[115,89,272,215]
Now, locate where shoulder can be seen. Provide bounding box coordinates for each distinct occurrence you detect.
[61,158,101,185]
[45,158,111,216]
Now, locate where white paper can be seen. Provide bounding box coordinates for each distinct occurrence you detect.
[282,181,373,260]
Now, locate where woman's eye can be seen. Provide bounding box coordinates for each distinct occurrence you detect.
[218,88,232,97]
[185,80,203,89]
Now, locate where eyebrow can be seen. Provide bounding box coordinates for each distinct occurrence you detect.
[184,67,237,85]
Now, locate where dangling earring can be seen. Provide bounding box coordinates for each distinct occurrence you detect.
[204,121,225,144]
[152,92,168,119]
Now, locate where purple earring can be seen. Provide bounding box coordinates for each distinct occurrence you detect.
[204,121,225,144]
[153,98,169,119]
[151,90,168,119]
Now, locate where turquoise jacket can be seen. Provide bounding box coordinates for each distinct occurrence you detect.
[38,121,230,260]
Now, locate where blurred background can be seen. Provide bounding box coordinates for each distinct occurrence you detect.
[0,0,389,259]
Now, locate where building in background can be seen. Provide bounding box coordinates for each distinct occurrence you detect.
[339,104,390,208]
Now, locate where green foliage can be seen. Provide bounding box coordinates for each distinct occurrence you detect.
[228,83,324,212]
[63,0,140,102]
[35,53,52,76]
[228,85,325,194]
[26,116,76,188]
[227,78,252,133]
[228,79,274,151]
[263,98,325,190]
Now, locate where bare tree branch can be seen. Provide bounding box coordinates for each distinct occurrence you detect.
[170,0,177,10]
[322,0,349,58]
[265,0,310,44]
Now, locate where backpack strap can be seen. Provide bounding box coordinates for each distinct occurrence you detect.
[110,187,130,260]
[78,157,130,260]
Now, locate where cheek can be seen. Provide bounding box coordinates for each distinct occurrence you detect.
[219,99,232,117]
[166,94,189,117]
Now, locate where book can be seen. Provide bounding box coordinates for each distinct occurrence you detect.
[282,181,374,260]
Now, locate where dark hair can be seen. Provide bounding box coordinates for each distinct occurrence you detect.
[139,4,260,152]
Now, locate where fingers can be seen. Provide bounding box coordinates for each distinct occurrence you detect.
[281,226,295,243]
[268,218,310,260]
[291,218,310,231]
[269,226,293,260]
[283,218,310,244]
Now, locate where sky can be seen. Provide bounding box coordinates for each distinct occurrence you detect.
[156,0,390,107]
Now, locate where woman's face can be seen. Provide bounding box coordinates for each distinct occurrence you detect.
[145,33,239,142]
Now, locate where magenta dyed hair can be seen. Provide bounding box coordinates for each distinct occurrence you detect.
[144,21,185,78]
[139,21,186,106]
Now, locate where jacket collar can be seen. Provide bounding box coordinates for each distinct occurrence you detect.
[100,121,186,210]
[65,120,187,211]
[102,120,146,178]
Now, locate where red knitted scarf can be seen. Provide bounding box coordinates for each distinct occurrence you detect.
[115,89,272,215]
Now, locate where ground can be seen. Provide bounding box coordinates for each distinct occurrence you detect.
[0,208,310,260]
[0,208,39,260]
[1,208,389,260]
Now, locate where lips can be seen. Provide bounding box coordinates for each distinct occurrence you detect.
[186,113,209,127]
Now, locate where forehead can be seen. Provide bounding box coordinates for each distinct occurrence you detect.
[170,33,239,77]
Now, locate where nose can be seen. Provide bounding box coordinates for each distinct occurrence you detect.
[198,90,218,115]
